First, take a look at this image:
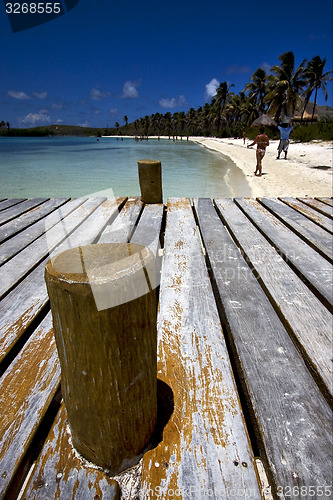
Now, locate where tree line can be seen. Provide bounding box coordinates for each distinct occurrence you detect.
[0,121,10,130]
[111,52,332,139]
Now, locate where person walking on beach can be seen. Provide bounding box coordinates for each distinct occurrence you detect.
[276,119,294,159]
[247,125,269,176]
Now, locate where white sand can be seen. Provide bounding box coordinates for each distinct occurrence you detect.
[191,137,333,197]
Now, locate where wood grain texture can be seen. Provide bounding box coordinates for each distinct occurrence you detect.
[141,198,261,499]
[21,403,120,500]
[0,198,85,265]
[99,197,142,243]
[280,197,333,234]
[316,197,333,207]
[259,197,333,262]
[0,199,123,364]
[0,313,60,497]
[214,198,333,401]
[138,160,163,204]
[196,197,333,498]
[0,198,69,244]
[298,197,333,218]
[0,199,26,211]
[0,258,49,363]
[235,198,333,312]
[1,197,332,500]
[45,243,158,473]
[0,197,106,298]
[0,198,47,225]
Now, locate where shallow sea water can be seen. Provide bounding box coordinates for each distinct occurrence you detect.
[0,136,251,200]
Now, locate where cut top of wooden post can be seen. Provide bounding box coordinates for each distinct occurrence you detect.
[138,159,163,204]
[45,242,157,311]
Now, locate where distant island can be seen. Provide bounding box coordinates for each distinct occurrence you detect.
[0,124,106,137]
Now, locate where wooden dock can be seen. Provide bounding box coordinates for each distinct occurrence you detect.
[0,196,332,499]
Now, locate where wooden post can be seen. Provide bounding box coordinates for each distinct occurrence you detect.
[138,159,163,204]
[45,243,157,474]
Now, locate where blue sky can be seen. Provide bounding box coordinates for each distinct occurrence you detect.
[1,0,332,128]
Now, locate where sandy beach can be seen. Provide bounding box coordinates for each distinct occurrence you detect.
[191,137,333,198]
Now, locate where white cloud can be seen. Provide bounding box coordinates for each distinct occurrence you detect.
[8,90,30,100]
[90,86,111,100]
[20,111,51,125]
[110,108,119,115]
[32,91,48,99]
[159,95,187,109]
[205,78,220,98]
[121,80,139,98]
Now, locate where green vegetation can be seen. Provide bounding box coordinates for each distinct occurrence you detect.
[116,52,333,142]
[0,124,104,137]
[1,52,332,142]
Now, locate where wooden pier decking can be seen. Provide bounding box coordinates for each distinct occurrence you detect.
[0,196,332,499]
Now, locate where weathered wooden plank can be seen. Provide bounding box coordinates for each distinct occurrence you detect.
[280,197,333,234]
[49,196,125,258]
[195,197,333,497]
[259,197,333,262]
[0,198,85,265]
[98,197,142,243]
[0,197,70,244]
[316,197,333,207]
[19,200,163,500]
[21,403,120,500]
[214,198,333,401]
[0,260,49,364]
[0,313,60,498]
[0,199,26,211]
[130,203,164,257]
[141,198,261,499]
[0,198,47,226]
[236,198,333,312]
[0,197,106,299]
[0,198,125,363]
[298,197,333,218]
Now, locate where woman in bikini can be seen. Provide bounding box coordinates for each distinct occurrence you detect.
[247,125,269,176]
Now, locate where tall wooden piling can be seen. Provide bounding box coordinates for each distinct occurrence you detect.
[138,159,163,204]
[45,243,157,474]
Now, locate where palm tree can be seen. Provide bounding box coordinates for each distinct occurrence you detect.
[123,115,128,127]
[150,113,161,136]
[301,56,333,121]
[226,92,249,135]
[244,67,268,115]
[211,82,234,134]
[142,115,150,137]
[265,51,306,120]
[163,112,172,139]
[186,108,198,136]
[175,111,186,139]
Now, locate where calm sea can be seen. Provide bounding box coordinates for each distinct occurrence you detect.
[0,136,251,199]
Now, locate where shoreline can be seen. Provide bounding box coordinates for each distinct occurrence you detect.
[104,134,332,198]
[191,137,333,198]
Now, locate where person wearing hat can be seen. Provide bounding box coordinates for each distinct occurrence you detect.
[276,118,294,160]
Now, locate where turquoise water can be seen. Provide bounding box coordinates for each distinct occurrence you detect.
[0,136,251,199]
